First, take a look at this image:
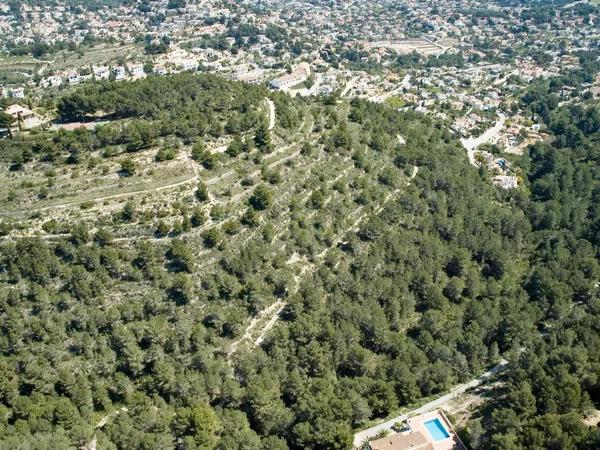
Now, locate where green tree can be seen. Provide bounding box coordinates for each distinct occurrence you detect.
[202,228,221,248]
[169,273,193,304]
[226,135,244,157]
[249,185,272,210]
[195,181,209,202]
[120,158,136,176]
[94,228,113,246]
[191,207,207,227]
[254,120,273,153]
[167,239,194,273]
[53,398,79,430]
[0,112,14,139]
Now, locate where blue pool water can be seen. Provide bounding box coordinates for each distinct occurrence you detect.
[424,418,450,441]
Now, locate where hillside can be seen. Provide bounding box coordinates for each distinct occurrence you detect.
[0,74,599,450]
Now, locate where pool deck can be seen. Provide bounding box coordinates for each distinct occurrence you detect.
[407,410,465,450]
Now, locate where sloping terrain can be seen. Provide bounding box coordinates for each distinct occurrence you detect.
[0,74,599,450]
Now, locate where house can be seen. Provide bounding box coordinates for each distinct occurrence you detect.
[3,104,43,130]
[368,410,465,450]
[232,68,265,84]
[128,63,146,79]
[270,62,311,90]
[67,71,80,85]
[114,66,127,80]
[493,175,518,189]
[10,87,25,99]
[40,75,62,88]
[5,104,35,121]
[369,432,431,450]
[93,65,110,80]
[449,100,463,111]
[180,59,199,71]
[154,64,167,75]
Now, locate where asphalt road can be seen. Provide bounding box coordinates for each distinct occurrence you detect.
[460,112,507,167]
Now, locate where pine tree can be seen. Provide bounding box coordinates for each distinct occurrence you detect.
[254,120,273,153]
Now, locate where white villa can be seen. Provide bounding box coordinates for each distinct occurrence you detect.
[368,410,465,450]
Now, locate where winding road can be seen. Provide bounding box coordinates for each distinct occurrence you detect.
[341,76,360,97]
[460,112,506,167]
[370,74,411,103]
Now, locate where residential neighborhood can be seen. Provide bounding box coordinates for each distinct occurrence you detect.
[4,0,599,187]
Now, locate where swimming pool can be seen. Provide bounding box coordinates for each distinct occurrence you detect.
[424,418,451,441]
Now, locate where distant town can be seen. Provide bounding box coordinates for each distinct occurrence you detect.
[2,0,600,188]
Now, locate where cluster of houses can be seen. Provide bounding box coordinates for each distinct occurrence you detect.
[0,86,25,99]
[0,1,225,49]
[453,113,496,137]
[37,63,147,89]
[3,0,594,196]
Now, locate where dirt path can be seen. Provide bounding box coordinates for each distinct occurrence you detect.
[229,165,420,359]
[96,407,128,429]
[0,174,198,218]
[228,300,286,356]
[0,109,302,219]
[253,302,287,346]
[266,98,276,131]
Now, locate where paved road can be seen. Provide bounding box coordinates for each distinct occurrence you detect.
[353,359,509,448]
[460,112,506,167]
[563,0,589,9]
[493,70,518,87]
[341,76,360,97]
[289,73,323,97]
[370,74,411,103]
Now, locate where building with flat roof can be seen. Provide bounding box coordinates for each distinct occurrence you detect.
[270,62,311,90]
[368,410,465,450]
[93,65,110,80]
[492,175,518,190]
[4,104,35,120]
